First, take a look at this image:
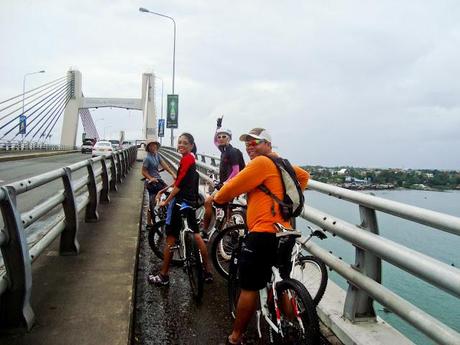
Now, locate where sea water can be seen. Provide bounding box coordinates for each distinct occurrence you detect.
[298,189,460,345]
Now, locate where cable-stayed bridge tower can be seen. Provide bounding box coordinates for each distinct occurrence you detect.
[60,70,156,146]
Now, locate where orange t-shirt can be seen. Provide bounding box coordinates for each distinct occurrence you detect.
[214,155,309,233]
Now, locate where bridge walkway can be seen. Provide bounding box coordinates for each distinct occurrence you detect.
[0,161,338,345]
[0,162,144,345]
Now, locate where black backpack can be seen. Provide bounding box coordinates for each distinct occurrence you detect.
[258,157,305,220]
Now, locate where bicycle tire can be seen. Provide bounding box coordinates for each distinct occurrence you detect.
[291,255,328,306]
[271,278,320,344]
[184,231,204,302]
[147,220,183,266]
[211,224,246,279]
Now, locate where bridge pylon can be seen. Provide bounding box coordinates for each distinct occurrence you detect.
[59,70,157,146]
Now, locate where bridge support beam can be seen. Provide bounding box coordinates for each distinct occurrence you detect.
[60,70,82,147]
[343,206,381,322]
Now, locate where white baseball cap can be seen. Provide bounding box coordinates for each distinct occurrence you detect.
[216,128,232,138]
[239,128,272,143]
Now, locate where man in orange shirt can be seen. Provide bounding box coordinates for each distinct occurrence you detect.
[213,128,309,345]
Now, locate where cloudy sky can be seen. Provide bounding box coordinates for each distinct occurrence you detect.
[1,0,460,169]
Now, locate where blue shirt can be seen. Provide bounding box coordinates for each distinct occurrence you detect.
[143,152,162,180]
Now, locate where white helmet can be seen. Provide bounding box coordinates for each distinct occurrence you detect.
[216,128,232,138]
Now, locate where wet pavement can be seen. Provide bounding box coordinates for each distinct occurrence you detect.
[132,190,234,345]
[131,191,335,345]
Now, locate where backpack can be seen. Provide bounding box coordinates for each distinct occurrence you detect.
[258,156,305,220]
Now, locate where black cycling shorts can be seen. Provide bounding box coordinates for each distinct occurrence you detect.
[165,201,199,238]
[239,232,277,291]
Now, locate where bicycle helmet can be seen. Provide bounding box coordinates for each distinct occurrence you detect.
[216,128,232,139]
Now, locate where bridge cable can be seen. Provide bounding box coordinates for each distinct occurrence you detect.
[0,75,67,108]
[19,84,72,140]
[0,82,70,139]
[0,82,70,138]
[0,77,67,112]
[0,79,69,122]
[31,87,73,140]
[37,94,71,143]
[43,95,72,142]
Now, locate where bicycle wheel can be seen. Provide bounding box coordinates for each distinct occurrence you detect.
[184,231,204,302]
[211,224,246,279]
[291,255,328,305]
[271,278,320,344]
[147,220,183,266]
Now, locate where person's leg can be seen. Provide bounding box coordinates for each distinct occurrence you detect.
[194,233,210,272]
[202,195,214,231]
[228,289,259,343]
[160,235,176,277]
[147,191,155,225]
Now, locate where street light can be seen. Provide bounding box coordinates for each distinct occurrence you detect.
[139,7,176,147]
[156,76,164,144]
[22,70,45,139]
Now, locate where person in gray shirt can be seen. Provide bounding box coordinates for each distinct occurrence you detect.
[142,138,176,227]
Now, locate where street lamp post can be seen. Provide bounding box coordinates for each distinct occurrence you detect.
[156,76,164,144]
[22,70,45,140]
[139,7,176,147]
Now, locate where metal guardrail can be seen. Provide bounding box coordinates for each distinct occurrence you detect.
[0,139,76,152]
[160,147,460,345]
[0,146,137,331]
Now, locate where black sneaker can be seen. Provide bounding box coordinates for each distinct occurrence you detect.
[204,271,213,283]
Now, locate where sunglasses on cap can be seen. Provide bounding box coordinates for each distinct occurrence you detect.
[245,139,266,147]
[217,135,228,139]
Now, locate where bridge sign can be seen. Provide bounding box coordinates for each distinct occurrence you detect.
[158,119,165,137]
[19,115,27,134]
[166,94,178,128]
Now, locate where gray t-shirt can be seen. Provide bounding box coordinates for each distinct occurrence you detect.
[143,152,162,180]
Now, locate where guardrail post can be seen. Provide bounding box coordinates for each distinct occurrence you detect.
[60,167,80,255]
[85,160,99,222]
[343,205,381,322]
[0,186,35,331]
[210,157,216,167]
[201,155,206,163]
[109,155,118,192]
[122,151,127,178]
[100,158,110,203]
[116,153,123,183]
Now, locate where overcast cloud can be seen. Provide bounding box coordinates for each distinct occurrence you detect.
[1,0,459,169]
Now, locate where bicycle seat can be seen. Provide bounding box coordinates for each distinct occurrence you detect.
[274,223,301,238]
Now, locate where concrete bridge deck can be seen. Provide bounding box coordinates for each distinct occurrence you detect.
[0,160,339,345]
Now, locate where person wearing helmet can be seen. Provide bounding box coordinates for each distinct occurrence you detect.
[202,117,246,233]
[142,138,176,227]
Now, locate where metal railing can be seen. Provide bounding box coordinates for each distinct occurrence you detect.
[0,139,76,153]
[0,146,137,331]
[159,147,460,345]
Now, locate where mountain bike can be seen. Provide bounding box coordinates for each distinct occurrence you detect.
[291,225,328,305]
[148,201,204,301]
[214,222,328,304]
[148,191,205,266]
[228,223,320,344]
[208,203,247,278]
